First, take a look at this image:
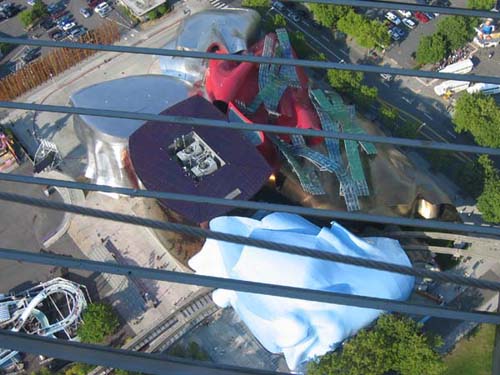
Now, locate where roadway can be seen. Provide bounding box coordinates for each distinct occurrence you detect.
[269,6,478,160]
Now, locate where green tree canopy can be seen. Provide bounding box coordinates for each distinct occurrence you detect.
[308,314,445,375]
[31,368,53,375]
[477,156,500,223]
[77,303,119,344]
[337,10,389,49]
[436,16,476,51]
[327,68,364,92]
[289,31,311,58]
[19,10,35,28]
[468,0,495,8]
[32,0,48,19]
[64,363,95,375]
[241,0,269,9]
[307,4,351,28]
[416,33,447,64]
[452,92,500,148]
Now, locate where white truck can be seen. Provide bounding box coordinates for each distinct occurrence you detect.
[434,80,470,96]
[438,58,474,74]
[466,83,500,95]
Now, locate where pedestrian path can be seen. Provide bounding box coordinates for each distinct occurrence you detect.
[209,0,229,8]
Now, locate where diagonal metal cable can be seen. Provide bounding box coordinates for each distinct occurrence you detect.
[2,101,500,155]
[1,248,500,323]
[282,0,500,18]
[1,191,500,290]
[0,330,291,375]
[3,173,500,239]
[0,38,499,84]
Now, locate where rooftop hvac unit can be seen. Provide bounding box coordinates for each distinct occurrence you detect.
[176,141,203,162]
[191,157,218,177]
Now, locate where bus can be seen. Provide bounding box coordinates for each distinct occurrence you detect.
[438,58,474,74]
[466,83,500,95]
[434,80,470,96]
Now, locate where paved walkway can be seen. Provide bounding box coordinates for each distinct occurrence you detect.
[68,192,199,334]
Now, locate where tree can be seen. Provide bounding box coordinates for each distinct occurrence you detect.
[31,368,53,375]
[307,4,350,28]
[416,33,447,64]
[241,0,269,8]
[77,303,119,344]
[273,13,286,28]
[353,84,378,109]
[337,10,390,49]
[436,16,475,51]
[477,156,500,223]
[379,104,398,127]
[168,342,210,361]
[64,363,95,375]
[32,0,48,19]
[452,93,500,148]
[19,10,35,28]
[114,369,142,375]
[327,68,363,92]
[289,31,311,58]
[308,314,445,375]
[468,0,495,8]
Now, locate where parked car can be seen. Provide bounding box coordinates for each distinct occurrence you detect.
[57,16,73,29]
[69,26,87,39]
[385,11,401,25]
[49,29,66,40]
[21,47,40,63]
[27,0,36,5]
[393,27,405,38]
[95,2,111,16]
[87,0,101,8]
[0,3,18,18]
[402,18,416,29]
[424,12,434,20]
[380,73,394,81]
[388,29,400,41]
[397,10,411,18]
[62,21,76,31]
[272,1,285,11]
[40,17,56,30]
[79,7,91,18]
[384,20,395,29]
[47,3,64,13]
[414,11,429,23]
[51,9,68,20]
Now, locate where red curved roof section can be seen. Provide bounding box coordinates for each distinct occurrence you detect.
[205,32,324,165]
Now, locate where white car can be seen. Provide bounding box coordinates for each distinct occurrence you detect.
[380,73,394,81]
[385,12,401,25]
[62,22,76,31]
[95,2,111,16]
[402,18,416,29]
[397,10,411,18]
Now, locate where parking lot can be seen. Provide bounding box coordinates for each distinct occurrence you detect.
[0,0,131,77]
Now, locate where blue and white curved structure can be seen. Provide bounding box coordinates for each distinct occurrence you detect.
[189,213,414,370]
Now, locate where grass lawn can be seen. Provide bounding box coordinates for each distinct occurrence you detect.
[443,324,495,375]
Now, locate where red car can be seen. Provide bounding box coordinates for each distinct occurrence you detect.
[414,11,429,23]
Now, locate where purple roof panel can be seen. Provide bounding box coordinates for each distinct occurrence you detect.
[129,96,272,224]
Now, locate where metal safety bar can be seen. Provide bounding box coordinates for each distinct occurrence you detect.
[0,38,500,84]
[1,101,500,155]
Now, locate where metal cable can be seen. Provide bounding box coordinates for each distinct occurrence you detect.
[0,38,499,84]
[1,191,500,291]
[283,0,500,18]
[0,330,291,375]
[2,172,500,238]
[1,248,499,323]
[2,101,500,156]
